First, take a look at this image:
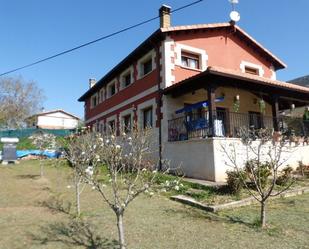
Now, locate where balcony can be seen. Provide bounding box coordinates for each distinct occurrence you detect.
[168,110,309,142]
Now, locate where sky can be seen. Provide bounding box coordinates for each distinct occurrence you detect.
[0,0,308,119]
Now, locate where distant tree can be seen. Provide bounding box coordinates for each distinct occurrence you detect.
[30,132,57,177]
[0,77,44,129]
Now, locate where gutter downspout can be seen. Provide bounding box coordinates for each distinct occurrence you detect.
[155,44,163,171]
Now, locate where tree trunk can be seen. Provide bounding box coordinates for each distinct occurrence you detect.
[260,201,266,228]
[116,212,126,249]
[75,181,81,217]
[40,160,44,177]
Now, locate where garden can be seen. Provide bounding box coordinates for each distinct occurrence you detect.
[0,160,309,249]
[1,128,309,249]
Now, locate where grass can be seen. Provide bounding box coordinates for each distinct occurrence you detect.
[183,176,309,206]
[0,160,309,249]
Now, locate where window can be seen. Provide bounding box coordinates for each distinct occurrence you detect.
[99,88,104,103]
[181,52,200,70]
[123,72,132,87]
[108,120,116,133]
[142,58,153,76]
[91,94,98,108]
[143,107,153,128]
[108,83,116,97]
[96,121,100,132]
[240,61,264,76]
[123,114,132,133]
[137,50,156,79]
[120,67,134,89]
[100,122,104,134]
[245,66,259,75]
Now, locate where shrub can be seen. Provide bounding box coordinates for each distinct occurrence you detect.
[276,166,294,186]
[245,160,271,188]
[296,161,309,178]
[226,170,247,195]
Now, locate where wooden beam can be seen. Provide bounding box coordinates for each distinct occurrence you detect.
[270,94,280,132]
[207,85,217,137]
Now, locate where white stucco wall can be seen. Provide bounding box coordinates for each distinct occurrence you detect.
[163,139,216,181]
[213,138,309,182]
[37,112,79,129]
[163,137,309,182]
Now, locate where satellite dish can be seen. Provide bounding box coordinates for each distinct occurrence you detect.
[230,10,240,22]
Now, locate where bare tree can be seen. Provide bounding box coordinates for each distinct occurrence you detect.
[65,127,180,249]
[0,77,44,129]
[63,131,101,217]
[222,128,296,228]
[30,132,56,177]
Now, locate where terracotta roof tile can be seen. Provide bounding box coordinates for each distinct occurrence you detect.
[160,23,231,32]
[164,66,309,95]
[208,66,309,93]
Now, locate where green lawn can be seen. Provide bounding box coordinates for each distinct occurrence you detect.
[0,160,308,249]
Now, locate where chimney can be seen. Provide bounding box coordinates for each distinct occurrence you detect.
[89,78,96,88]
[159,5,171,28]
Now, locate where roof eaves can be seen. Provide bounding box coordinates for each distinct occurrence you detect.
[35,109,80,120]
[164,66,309,95]
[78,29,163,102]
[234,25,287,69]
[208,66,309,93]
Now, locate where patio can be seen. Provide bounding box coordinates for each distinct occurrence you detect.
[168,110,309,142]
[162,67,309,182]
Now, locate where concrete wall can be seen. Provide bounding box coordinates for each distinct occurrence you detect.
[163,137,309,182]
[213,138,309,182]
[163,139,216,181]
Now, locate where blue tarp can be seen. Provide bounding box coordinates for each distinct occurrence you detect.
[175,96,225,114]
[16,150,60,159]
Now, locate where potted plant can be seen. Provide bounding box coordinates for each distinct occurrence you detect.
[259,99,266,114]
[233,94,240,112]
[303,106,309,121]
[272,131,282,142]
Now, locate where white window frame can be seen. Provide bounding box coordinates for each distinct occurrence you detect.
[99,120,105,134]
[90,93,98,109]
[137,50,156,79]
[175,43,208,71]
[106,79,117,98]
[270,64,276,80]
[120,108,134,133]
[137,98,156,129]
[120,66,134,90]
[98,88,105,103]
[106,115,117,134]
[240,61,264,77]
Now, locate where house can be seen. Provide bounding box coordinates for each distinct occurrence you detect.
[26,109,80,130]
[78,5,309,182]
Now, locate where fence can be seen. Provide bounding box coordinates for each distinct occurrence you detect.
[168,110,309,142]
[0,128,75,138]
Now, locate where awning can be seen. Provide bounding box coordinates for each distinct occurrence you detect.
[175,96,224,114]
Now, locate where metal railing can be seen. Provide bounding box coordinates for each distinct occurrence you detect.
[168,110,309,142]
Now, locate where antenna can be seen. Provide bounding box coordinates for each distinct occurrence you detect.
[229,0,240,23]
[229,0,239,10]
